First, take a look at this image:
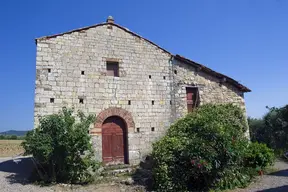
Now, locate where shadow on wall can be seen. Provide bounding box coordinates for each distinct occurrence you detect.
[257,185,288,192]
[0,157,34,184]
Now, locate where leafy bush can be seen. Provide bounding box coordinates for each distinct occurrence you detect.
[248,105,288,156]
[152,104,274,191]
[22,107,100,184]
[10,135,18,140]
[248,117,265,142]
[244,142,275,170]
[0,135,22,140]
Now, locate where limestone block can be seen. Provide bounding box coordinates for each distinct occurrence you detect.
[34,24,247,164]
[129,150,141,161]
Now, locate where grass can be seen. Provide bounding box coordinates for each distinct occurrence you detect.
[0,140,24,157]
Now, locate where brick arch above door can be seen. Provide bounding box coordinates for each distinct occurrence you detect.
[90,107,135,135]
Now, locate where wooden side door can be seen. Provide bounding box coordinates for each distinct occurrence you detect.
[186,87,198,112]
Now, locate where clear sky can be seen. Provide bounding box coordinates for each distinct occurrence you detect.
[0,0,287,131]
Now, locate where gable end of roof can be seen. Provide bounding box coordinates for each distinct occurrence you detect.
[35,20,250,93]
[35,22,171,55]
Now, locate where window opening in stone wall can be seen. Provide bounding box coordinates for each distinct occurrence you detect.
[163,76,166,79]
[149,75,151,79]
[81,71,85,75]
[170,100,172,105]
[106,61,119,77]
[174,70,177,75]
[137,128,140,132]
[152,100,154,105]
[128,100,131,105]
[186,87,199,113]
[151,127,155,132]
[50,98,54,103]
[79,98,84,104]
[48,68,51,73]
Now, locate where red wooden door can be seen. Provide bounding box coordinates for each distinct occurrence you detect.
[102,116,126,164]
[186,88,198,112]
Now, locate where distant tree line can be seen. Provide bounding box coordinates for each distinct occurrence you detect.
[0,135,24,140]
[249,104,288,155]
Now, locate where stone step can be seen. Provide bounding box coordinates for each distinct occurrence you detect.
[102,167,133,176]
[103,164,133,171]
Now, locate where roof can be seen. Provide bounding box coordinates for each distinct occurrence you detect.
[174,55,251,92]
[36,22,171,55]
[36,19,251,93]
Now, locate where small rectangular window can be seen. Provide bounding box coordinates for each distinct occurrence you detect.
[48,68,51,73]
[151,127,155,132]
[128,100,131,105]
[163,76,166,80]
[137,128,140,132]
[79,98,84,104]
[106,61,119,77]
[50,98,54,103]
[174,70,177,75]
[170,100,172,105]
[81,71,85,75]
[186,87,199,112]
[152,100,154,105]
[149,75,151,79]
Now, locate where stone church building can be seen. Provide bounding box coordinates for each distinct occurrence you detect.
[34,16,250,164]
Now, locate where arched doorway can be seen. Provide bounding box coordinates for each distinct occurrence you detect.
[102,116,128,164]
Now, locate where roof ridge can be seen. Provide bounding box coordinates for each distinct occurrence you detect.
[35,22,171,55]
[174,54,251,92]
[35,20,250,92]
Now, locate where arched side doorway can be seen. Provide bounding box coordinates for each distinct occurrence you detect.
[102,116,128,164]
[91,107,135,164]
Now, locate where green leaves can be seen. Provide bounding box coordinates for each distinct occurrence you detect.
[244,142,275,169]
[152,104,273,191]
[21,107,100,184]
[249,105,288,153]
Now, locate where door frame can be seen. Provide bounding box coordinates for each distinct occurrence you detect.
[91,107,135,164]
[101,116,129,164]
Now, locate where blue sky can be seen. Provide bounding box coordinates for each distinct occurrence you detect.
[0,0,287,131]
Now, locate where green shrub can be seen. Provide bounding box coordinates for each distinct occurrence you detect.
[0,135,20,140]
[152,104,274,191]
[245,142,275,170]
[22,107,100,184]
[10,135,18,140]
[248,105,288,155]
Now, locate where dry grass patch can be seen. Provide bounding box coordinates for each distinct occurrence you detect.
[0,140,24,157]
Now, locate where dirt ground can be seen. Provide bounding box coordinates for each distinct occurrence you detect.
[53,183,145,192]
[1,156,288,192]
[0,140,24,157]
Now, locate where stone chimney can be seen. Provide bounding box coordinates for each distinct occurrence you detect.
[106,16,114,23]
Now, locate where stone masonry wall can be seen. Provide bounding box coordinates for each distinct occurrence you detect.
[171,58,247,125]
[35,22,247,164]
[35,24,172,164]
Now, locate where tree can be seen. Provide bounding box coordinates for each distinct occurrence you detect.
[248,105,288,152]
[10,135,18,140]
[22,107,100,184]
[248,117,265,142]
[264,105,288,150]
[153,104,249,191]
